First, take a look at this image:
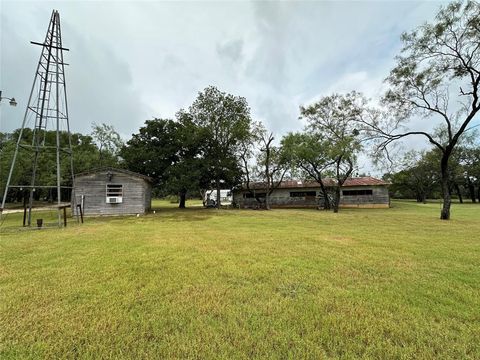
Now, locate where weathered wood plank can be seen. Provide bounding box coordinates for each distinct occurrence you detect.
[73,169,152,216]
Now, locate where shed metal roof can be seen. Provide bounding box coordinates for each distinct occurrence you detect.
[238,176,389,190]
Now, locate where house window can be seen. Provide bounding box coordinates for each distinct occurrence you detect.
[290,191,316,197]
[342,189,373,196]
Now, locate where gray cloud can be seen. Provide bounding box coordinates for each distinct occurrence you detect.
[0,2,150,139]
[1,0,449,159]
[216,39,244,64]
[64,22,149,138]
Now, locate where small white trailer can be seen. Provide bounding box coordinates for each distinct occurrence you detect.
[204,189,232,207]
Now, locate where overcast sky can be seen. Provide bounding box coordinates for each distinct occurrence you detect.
[1,0,454,165]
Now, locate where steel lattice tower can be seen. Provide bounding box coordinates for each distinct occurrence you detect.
[1,10,75,227]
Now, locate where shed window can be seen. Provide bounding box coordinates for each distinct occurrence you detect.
[290,191,316,197]
[342,189,373,196]
[106,184,123,197]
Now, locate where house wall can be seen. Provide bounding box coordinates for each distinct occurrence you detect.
[340,186,389,208]
[73,170,152,216]
[233,186,389,209]
[235,188,318,208]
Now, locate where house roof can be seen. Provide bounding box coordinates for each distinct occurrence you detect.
[238,176,390,190]
[75,167,153,183]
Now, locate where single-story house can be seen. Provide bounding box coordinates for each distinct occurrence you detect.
[73,167,153,216]
[233,176,390,209]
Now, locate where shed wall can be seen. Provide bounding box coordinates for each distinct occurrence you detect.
[74,171,152,215]
[340,186,389,208]
[233,186,389,209]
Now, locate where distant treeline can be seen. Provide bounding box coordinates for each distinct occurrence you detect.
[385,146,480,203]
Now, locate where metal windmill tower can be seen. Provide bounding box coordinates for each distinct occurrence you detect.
[1,10,75,227]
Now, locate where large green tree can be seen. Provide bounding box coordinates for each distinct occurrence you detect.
[187,86,253,208]
[120,117,206,208]
[386,150,439,202]
[281,132,334,210]
[385,140,480,203]
[461,146,480,202]
[300,92,364,213]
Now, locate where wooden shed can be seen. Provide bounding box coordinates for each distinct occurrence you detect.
[73,168,152,216]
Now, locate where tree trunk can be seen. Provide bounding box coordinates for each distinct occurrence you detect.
[416,192,426,203]
[319,182,331,210]
[454,183,463,204]
[323,192,331,210]
[179,191,186,209]
[99,147,103,167]
[477,185,480,203]
[265,177,271,210]
[216,179,221,209]
[333,157,352,214]
[467,178,476,203]
[440,157,451,220]
[264,136,271,210]
[333,187,340,213]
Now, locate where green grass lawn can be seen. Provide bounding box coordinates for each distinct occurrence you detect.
[1,200,479,359]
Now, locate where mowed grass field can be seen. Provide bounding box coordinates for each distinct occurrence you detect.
[1,200,479,359]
